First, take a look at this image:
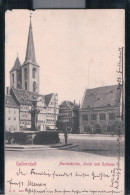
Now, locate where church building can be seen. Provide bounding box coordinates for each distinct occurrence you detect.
[10,18,39,93]
[5,15,59,131]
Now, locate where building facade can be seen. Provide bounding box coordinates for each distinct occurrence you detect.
[5,95,19,131]
[80,85,121,134]
[5,16,58,132]
[58,101,79,133]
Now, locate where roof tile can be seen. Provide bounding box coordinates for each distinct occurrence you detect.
[11,87,53,106]
[5,95,19,108]
[81,85,121,109]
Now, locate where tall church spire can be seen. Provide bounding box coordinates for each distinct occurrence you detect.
[22,12,40,93]
[24,13,37,65]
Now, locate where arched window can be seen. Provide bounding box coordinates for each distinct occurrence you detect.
[25,81,27,90]
[12,73,14,84]
[24,68,27,79]
[32,68,36,78]
[33,81,37,92]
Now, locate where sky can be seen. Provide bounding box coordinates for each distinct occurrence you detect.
[5,9,125,104]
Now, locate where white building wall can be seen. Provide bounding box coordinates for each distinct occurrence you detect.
[5,107,19,131]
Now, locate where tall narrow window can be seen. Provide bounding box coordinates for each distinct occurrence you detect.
[12,73,14,83]
[24,68,27,79]
[32,68,36,78]
[25,81,27,90]
[100,113,106,120]
[33,81,37,92]
[91,114,96,120]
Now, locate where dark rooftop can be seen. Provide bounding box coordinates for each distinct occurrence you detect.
[81,85,121,109]
[10,57,21,72]
[11,87,54,106]
[5,95,19,108]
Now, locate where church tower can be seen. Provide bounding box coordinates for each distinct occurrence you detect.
[22,15,39,93]
[10,56,22,89]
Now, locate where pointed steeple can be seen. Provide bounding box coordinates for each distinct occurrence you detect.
[23,14,38,66]
[10,56,21,72]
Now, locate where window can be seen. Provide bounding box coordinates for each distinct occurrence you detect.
[12,73,14,83]
[25,81,27,90]
[24,68,27,79]
[14,117,16,120]
[32,68,36,78]
[109,113,115,120]
[8,117,11,120]
[91,114,96,120]
[82,114,88,121]
[33,81,37,92]
[100,113,106,120]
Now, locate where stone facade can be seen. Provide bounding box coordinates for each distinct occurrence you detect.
[80,85,121,134]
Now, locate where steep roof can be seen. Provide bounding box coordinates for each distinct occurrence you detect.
[10,56,21,72]
[11,87,53,106]
[5,95,19,108]
[81,85,121,109]
[60,100,79,110]
[45,93,54,106]
[23,19,38,66]
[11,88,33,105]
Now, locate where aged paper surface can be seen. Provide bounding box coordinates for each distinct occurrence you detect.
[5,10,125,195]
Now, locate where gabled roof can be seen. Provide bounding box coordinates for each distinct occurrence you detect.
[45,93,54,106]
[11,87,32,105]
[81,85,121,109]
[5,95,19,108]
[10,57,21,72]
[11,87,53,106]
[60,100,79,110]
